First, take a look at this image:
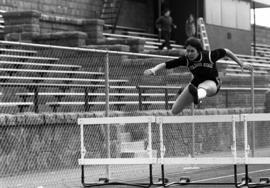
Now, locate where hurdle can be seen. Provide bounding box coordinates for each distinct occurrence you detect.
[157,113,270,188]
[78,113,270,188]
[78,116,159,187]
[238,113,270,188]
[156,114,242,187]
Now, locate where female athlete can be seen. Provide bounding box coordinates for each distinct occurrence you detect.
[144,37,253,115]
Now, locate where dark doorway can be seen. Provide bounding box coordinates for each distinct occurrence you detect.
[153,0,204,45]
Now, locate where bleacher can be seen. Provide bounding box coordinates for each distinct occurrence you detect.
[103,28,184,52]
[252,43,270,58]
[0,38,270,114]
[0,19,269,114]
[0,42,140,113]
[220,53,270,77]
[103,26,270,80]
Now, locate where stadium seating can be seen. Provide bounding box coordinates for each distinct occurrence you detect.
[0,45,134,113]
[252,43,270,57]
[103,31,184,52]
[1,32,270,114]
[220,54,270,77]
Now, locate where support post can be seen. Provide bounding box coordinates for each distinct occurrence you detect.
[105,50,111,179]
[33,86,39,113]
[165,88,169,110]
[253,1,256,56]
[251,68,255,157]
[84,87,89,112]
[191,104,195,157]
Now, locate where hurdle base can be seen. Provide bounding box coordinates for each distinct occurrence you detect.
[82,181,152,188]
[162,164,270,188]
[237,183,270,188]
[81,164,161,188]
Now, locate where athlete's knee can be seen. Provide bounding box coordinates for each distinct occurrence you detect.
[171,106,182,115]
[171,109,178,115]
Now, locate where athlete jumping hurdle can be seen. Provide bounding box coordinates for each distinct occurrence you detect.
[144,37,253,114]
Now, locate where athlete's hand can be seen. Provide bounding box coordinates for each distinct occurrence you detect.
[144,68,156,76]
[242,63,253,71]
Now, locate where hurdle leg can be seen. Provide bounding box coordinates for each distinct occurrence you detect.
[245,164,249,187]
[81,165,85,185]
[234,164,238,187]
[149,164,153,185]
[161,164,165,186]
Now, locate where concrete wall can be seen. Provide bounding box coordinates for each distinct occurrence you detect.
[206,24,252,55]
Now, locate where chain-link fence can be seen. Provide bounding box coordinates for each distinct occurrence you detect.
[0,40,269,187]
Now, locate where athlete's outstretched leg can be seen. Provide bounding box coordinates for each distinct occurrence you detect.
[171,85,194,115]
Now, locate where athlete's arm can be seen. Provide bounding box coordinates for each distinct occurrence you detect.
[144,63,166,76]
[224,48,253,71]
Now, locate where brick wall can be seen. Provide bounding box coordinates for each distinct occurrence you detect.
[0,0,102,19]
[0,0,155,34]
[0,0,154,32]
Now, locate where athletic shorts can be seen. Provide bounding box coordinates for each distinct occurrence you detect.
[191,77,222,95]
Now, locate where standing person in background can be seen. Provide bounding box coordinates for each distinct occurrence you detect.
[185,14,196,38]
[156,9,177,50]
[144,37,253,115]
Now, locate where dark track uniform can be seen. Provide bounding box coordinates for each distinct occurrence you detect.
[165,49,226,92]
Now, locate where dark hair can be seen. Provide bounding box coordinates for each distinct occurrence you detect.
[162,8,170,15]
[185,37,203,52]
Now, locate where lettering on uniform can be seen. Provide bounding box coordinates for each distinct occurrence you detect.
[189,63,203,70]
[203,63,213,68]
[189,62,213,70]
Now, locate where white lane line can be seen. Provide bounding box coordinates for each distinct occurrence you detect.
[155,167,270,187]
[192,168,270,183]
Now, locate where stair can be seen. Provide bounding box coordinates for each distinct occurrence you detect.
[100,0,123,33]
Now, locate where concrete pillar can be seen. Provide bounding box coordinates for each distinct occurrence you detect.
[3,10,41,42]
[82,19,105,44]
